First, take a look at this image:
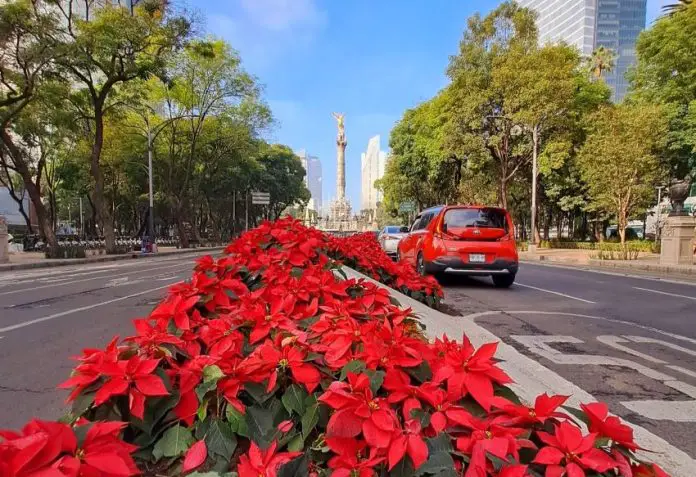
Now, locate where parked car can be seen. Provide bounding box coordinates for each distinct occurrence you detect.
[396,205,518,287]
[378,225,409,257]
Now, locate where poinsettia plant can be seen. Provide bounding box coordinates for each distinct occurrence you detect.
[0,218,670,477]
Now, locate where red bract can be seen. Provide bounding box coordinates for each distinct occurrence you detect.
[182,440,207,472]
[126,318,183,357]
[633,463,670,477]
[237,441,300,477]
[388,419,428,470]
[59,337,123,402]
[326,437,385,477]
[580,402,638,450]
[534,421,616,477]
[94,356,169,420]
[320,373,397,448]
[246,340,321,393]
[432,336,512,411]
[150,294,200,331]
[0,420,138,477]
[498,393,569,425]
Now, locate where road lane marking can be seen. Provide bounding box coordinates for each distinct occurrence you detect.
[0,282,179,334]
[633,286,696,301]
[0,263,189,296]
[514,282,596,303]
[668,366,696,379]
[596,335,667,364]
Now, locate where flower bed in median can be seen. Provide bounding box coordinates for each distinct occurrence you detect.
[1,218,669,477]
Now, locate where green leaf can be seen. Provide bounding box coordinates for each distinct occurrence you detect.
[562,406,591,426]
[206,420,237,460]
[494,384,522,405]
[426,434,453,454]
[287,433,305,452]
[339,360,366,381]
[390,456,415,477]
[245,406,275,449]
[226,406,249,437]
[406,361,432,383]
[198,398,209,421]
[301,404,320,439]
[244,382,274,404]
[196,379,218,401]
[203,365,225,383]
[291,267,304,278]
[153,425,194,460]
[416,452,454,476]
[365,369,385,394]
[278,454,309,477]
[282,384,308,416]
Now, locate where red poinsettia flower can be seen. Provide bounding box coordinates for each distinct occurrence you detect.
[183,440,207,472]
[452,412,530,477]
[383,368,423,421]
[534,421,617,477]
[319,373,398,449]
[94,356,169,420]
[168,355,220,426]
[150,294,200,331]
[237,440,300,477]
[125,318,184,357]
[388,419,429,470]
[580,402,638,450]
[498,393,569,425]
[360,320,423,371]
[198,318,245,357]
[245,340,321,393]
[496,465,529,477]
[59,337,123,402]
[246,296,297,344]
[432,335,512,411]
[326,437,386,477]
[416,383,464,434]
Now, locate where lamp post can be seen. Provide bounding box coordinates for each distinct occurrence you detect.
[655,185,664,243]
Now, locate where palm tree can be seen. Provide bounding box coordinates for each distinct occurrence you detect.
[663,0,693,16]
[589,46,616,79]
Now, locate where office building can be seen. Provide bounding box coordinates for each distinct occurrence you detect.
[518,0,647,101]
[360,135,388,212]
[297,150,322,213]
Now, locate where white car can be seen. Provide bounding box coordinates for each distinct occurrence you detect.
[378,225,409,258]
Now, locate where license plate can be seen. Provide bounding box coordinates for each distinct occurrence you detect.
[469,253,486,263]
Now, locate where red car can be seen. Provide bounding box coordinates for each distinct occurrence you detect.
[396,205,519,287]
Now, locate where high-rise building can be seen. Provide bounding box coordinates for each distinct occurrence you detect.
[360,135,388,212]
[297,150,322,213]
[518,0,647,101]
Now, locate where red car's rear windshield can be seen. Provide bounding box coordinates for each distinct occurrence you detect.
[444,208,508,231]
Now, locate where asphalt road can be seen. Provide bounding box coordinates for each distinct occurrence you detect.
[0,252,213,429]
[441,262,696,461]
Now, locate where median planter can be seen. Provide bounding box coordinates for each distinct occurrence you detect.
[0,218,669,477]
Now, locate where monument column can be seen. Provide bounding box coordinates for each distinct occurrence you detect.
[333,112,347,201]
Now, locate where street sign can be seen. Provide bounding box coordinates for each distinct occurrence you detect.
[251,191,270,205]
[398,201,416,213]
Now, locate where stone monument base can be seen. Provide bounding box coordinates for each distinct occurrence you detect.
[0,216,8,264]
[659,215,695,265]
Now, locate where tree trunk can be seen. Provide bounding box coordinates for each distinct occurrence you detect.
[0,130,56,249]
[530,125,539,245]
[499,179,508,209]
[90,103,116,252]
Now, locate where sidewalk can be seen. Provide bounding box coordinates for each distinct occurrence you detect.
[519,248,696,279]
[0,246,225,272]
[342,266,696,477]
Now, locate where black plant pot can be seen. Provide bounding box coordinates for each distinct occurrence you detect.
[668,179,691,216]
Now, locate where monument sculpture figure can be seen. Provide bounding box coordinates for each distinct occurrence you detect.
[325,112,355,230]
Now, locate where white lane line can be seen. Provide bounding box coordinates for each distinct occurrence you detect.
[0,282,179,334]
[668,366,696,380]
[633,286,696,301]
[0,263,189,296]
[515,282,596,304]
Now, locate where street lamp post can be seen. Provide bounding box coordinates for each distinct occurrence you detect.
[655,185,665,243]
[147,126,154,241]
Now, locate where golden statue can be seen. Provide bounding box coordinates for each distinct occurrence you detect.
[332,112,345,143]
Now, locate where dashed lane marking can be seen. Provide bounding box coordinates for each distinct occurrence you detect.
[633,286,696,301]
[514,282,596,304]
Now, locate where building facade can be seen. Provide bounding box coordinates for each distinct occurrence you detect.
[519,0,647,101]
[360,135,388,212]
[297,150,322,213]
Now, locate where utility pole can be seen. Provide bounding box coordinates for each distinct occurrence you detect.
[530,125,539,250]
[245,190,249,231]
[147,125,154,241]
[232,190,236,236]
[79,197,84,238]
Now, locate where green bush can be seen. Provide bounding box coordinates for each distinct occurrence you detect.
[591,243,643,261]
[539,239,657,253]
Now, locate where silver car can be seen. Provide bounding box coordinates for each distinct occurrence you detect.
[378,225,409,258]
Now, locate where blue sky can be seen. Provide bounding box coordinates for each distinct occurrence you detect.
[197,0,666,211]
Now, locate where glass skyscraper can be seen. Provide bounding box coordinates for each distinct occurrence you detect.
[519,0,647,101]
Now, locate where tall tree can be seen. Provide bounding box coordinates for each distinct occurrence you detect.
[445,1,538,209]
[0,0,63,248]
[256,144,310,221]
[588,46,615,79]
[55,0,189,251]
[577,103,668,245]
[630,5,696,181]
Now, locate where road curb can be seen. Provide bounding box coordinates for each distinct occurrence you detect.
[342,266,696,477]
[0,247,226,272]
